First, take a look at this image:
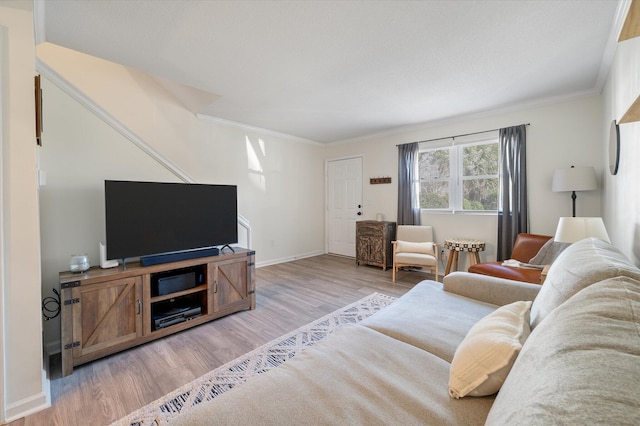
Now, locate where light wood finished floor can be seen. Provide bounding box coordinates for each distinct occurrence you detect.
[11,255,437,426]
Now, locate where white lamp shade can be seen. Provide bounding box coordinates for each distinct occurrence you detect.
[552,167,597,192]
[554,217,610,243]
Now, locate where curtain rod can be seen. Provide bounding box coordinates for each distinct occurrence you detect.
[396,123,530,146]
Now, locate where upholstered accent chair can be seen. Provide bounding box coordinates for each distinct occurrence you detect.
[468,233,553,284]
[392,225,439,283]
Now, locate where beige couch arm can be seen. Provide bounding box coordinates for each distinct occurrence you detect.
[443,272,541,306]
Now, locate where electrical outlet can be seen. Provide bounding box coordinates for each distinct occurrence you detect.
[440,249,446,261]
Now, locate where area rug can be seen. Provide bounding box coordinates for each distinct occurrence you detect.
[113,292,396,426]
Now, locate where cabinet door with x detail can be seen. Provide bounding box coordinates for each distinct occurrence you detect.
[210,257,250,313]
[70,276,143,363]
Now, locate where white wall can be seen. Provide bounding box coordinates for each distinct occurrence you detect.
[0,1,48,422]
[37,44,326,351]
[602,35,640,265]
[325,95,604,270]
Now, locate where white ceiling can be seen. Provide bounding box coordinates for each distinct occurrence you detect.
[39,0,624,143]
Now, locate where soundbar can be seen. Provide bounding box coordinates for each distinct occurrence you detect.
[141,247,220,266]
[154,306,202,329]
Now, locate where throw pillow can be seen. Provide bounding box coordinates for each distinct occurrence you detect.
[449,300,532,399]
[396,240,434,255]
[528,238,571,265]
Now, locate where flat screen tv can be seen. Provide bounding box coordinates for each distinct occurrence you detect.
[105,180,237,263]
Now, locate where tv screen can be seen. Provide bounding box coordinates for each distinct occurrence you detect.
[105,180,237,261]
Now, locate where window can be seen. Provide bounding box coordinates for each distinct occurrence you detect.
[418,136,499,212]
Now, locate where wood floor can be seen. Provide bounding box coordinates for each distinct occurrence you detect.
[11,255,435,426]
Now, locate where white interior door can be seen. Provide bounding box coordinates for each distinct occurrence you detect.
[327,157,363,257]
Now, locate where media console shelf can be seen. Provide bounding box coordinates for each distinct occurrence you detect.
[59,248,255,376]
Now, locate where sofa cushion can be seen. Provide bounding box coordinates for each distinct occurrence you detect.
[486,276,640,425]
[530,237,640,328]
[395,252,437,267]
[361,280,496,363]
[171,324,496,426]
[449,301,531,399]
[443,272,541,306]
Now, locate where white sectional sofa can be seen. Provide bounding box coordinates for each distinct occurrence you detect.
[172,238,640,425]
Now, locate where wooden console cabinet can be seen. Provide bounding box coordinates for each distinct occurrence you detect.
[60,248,255,376]
[356,221,396,270]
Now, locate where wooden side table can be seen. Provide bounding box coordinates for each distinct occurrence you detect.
[356,221,396,271]
[444,238,486,275]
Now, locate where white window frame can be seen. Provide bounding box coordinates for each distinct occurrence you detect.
[419,133,499,214]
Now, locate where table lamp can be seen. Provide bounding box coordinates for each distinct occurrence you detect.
[554,217,610,243]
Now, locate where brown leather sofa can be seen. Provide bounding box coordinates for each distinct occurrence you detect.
[468,233,552,284]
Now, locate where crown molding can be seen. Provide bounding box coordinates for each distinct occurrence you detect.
[617,0,638,42]
[328,88,601,146]
[595,0,634,91]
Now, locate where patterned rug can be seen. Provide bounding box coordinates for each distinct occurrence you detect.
[112,292,396,426]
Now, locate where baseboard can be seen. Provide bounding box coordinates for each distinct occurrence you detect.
[255,250,326,268]
[4,370,50,422]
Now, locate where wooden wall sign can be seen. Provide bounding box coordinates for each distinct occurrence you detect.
[370,177,392,184]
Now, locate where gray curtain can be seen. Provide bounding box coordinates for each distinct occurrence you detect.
[397,142,421,225]
[497,125,528,260]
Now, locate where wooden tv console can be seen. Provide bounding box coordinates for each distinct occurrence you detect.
[59,248,255,376]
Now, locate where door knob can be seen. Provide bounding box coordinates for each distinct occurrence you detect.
[357,212,362,216]
[358,205,362,208]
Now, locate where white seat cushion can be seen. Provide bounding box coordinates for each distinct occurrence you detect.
[396,252,437,266]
